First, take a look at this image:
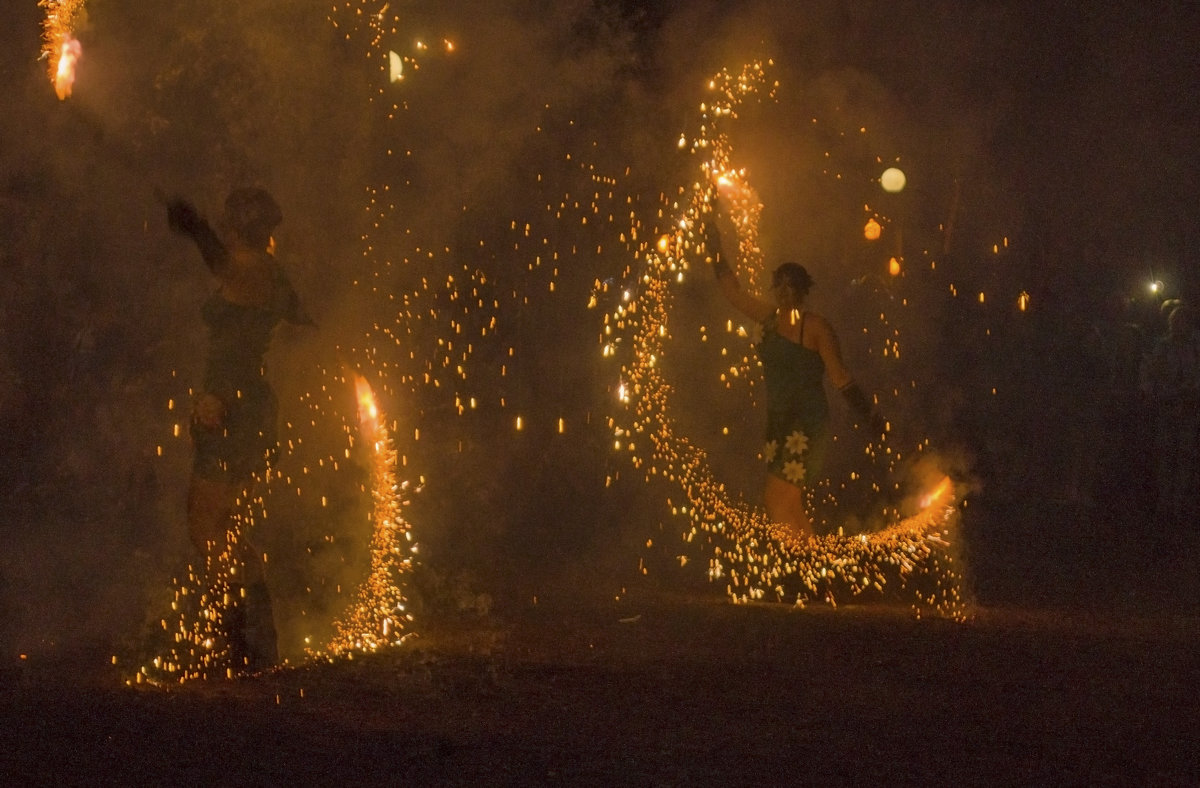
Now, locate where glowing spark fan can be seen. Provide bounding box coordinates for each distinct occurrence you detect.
[604,62,968,619]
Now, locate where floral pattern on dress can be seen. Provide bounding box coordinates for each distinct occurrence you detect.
[766,429,812,485]
[782,459,807,484]
[784,430,809,456]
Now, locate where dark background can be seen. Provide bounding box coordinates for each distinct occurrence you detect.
[1,0,1197,663]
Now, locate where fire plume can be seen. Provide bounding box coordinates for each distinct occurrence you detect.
[40,0,85,100]
[324,375,417,656]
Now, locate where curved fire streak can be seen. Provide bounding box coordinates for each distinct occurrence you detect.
[608,63,968,620]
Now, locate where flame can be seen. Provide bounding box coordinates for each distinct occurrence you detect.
[355,374,379,428]
[54,37,81,99]
[41,0,85,100]
[920,476,953,509]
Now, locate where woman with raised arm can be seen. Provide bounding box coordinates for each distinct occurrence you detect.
[166,187,313,670]
[707,211,882,539]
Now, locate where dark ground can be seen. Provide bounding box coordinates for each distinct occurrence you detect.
[2,590,1197,786]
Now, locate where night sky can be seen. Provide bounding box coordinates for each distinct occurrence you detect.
[1,0,1197,660]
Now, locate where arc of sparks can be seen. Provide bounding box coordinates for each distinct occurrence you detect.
[605,62,968,619]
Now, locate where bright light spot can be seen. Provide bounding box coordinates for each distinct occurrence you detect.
[888,257,901,277]
[880,167,906,193]
[864,218,882,241]
[388,51,404,82]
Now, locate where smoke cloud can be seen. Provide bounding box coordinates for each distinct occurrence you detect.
[1,0,1195,661]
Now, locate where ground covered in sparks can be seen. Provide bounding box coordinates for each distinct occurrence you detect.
[3,592,1198,784]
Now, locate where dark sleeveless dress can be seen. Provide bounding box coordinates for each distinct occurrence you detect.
[191,264,305,483]
[757,310,830,486]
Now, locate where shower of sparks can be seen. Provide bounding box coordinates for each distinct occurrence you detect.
[39,0,84,99]
[133,1,443,681]
[322,375,417,655]
[604,62,968,620]
[131,490,267,684]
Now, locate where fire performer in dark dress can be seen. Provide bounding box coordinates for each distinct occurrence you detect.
[166,187,313,671]
[706,207,884,541]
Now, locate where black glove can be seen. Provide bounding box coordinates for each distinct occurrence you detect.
[166,199,203,237]
[166,197,228,271]
[707,217,731,278]
[841,382,887,435]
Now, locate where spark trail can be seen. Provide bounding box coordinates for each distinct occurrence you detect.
[323,376,416,655]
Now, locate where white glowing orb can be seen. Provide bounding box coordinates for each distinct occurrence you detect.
[388,51,403,83]
[880,167,906,193]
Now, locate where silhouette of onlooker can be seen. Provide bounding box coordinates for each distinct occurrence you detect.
[1141,303,1200,529]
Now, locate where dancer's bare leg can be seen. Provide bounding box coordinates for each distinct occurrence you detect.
[765,473,812,541]
[187,474,239,557]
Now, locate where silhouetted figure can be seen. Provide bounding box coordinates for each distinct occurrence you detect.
[167,187,313,671]
[1083,292,1151,517]
[1140,303,1200,531]
[707,208,883,540]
